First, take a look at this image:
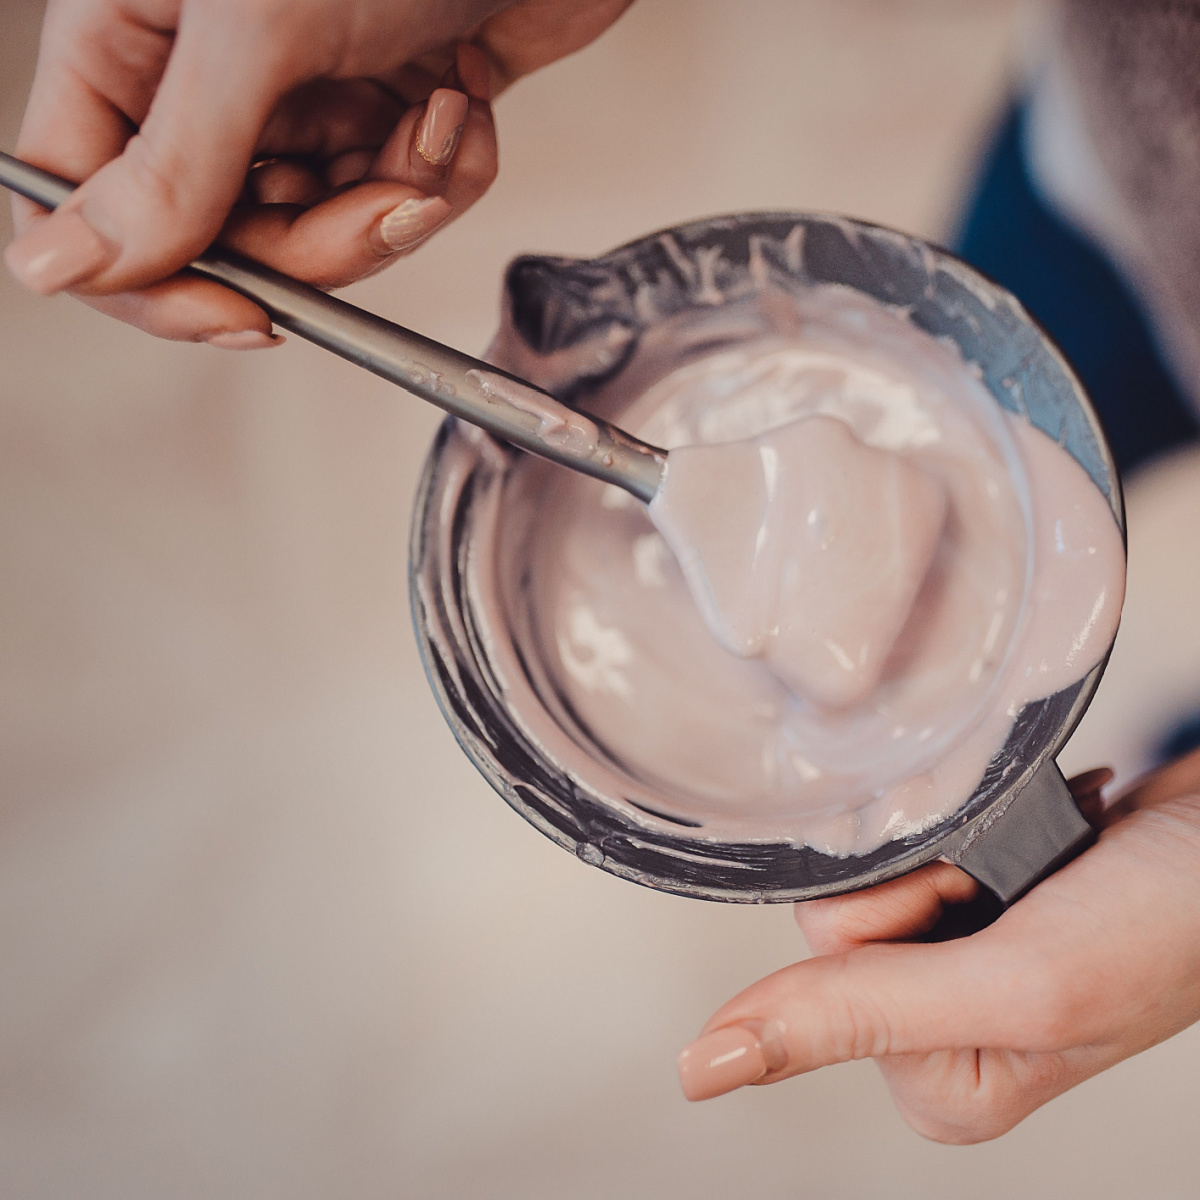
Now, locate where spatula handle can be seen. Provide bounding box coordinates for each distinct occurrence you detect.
[0,151,665,501]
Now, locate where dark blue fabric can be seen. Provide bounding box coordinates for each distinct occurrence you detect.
[954,106,1200,476]
[1160,713,1200,761]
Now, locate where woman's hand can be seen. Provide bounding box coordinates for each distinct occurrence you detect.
[677,750,1200,1143]
[4,0,633,347]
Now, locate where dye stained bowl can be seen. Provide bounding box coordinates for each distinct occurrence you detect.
[409,212,1124,907]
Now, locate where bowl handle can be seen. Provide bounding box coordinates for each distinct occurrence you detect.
[922,760,1096,941]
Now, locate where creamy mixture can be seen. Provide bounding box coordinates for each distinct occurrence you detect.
[650,414,948,708]
[466,286,1126,855]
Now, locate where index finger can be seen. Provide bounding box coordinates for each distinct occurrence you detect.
[10,1,311,297]
[677,939,1014,1102]
[11,1,163,229]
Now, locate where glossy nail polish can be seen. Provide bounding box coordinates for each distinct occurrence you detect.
[677,1026,768,1101]
[377,195,452,253]
[4,210,115,295]
[206,330,285,351]
[416,89,469,166]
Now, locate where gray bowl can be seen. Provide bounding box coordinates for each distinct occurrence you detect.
[409,212,1124,906]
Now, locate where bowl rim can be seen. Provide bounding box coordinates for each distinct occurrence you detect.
[408,209,1125,903]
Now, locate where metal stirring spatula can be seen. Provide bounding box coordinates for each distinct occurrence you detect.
[0,151,667,502]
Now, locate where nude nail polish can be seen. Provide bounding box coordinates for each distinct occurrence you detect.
[206,330,285,351]
[416,89,469,166]
[4,210,115,295]
[377,195,452,253]
[677,1026,768,1101]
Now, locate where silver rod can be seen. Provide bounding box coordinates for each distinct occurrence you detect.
[0,151,666,503]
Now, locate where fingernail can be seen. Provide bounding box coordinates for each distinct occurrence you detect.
[677,1026,768,1102]
[416,88,469,166]
[206,330,286,351]
[4,210,116,295]
[376,195,452,253]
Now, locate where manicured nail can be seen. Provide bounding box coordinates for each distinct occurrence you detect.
[678,1026,768,1101]
[206,330,285,351]
[4,210,116,295]
[416,88,469,166]
[376,195,452,253]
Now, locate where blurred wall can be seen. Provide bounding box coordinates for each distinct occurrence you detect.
[5,2,1200,1198]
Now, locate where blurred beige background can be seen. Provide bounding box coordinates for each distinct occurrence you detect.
[4,0,1200,1197]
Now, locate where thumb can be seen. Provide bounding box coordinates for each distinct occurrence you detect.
[677,939,1016,1101]
[8,11,299,296]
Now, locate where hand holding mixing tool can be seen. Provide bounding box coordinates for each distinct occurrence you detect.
[0,151,667,503]
[3,155,1122,933]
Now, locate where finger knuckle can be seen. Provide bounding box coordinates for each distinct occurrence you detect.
[823,978,893,1061]
[121,134,183,217]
